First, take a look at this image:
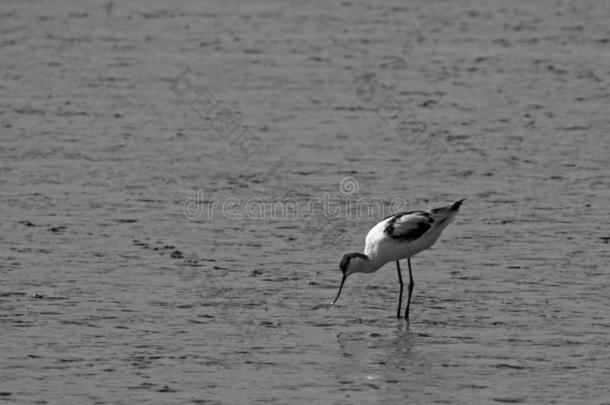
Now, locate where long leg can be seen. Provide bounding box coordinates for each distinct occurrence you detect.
[396,261,403,319]
[405,258,415,320]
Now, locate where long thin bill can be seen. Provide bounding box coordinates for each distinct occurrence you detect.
[331,275,347,306]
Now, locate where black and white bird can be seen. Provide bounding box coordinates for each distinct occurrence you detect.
[332,199,465,319]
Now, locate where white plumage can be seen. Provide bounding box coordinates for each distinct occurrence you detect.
[332,199,465,319]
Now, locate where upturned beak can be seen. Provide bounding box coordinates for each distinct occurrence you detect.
[331,274,347,306]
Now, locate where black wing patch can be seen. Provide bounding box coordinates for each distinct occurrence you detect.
[384,211,433,241]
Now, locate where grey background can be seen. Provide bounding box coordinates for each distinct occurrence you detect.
[1,0,609,404]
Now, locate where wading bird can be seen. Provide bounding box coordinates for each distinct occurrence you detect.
[332,199,465,319]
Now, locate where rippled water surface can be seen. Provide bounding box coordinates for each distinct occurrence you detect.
[1,1,609,404]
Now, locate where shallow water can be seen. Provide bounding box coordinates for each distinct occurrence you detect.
[1,1,609,404]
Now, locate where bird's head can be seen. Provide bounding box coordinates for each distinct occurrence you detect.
[331,252,368,306]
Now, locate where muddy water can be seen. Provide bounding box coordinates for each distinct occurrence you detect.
[1,1,609,404]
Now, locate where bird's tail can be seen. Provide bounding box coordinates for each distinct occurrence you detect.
[428,199,465,224]
[451,198,466,210]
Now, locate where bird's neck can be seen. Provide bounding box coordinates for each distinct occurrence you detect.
[356,254,386,274]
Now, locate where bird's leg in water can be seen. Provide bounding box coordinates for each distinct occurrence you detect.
[396,261,403,319]
[405,258,415,320]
